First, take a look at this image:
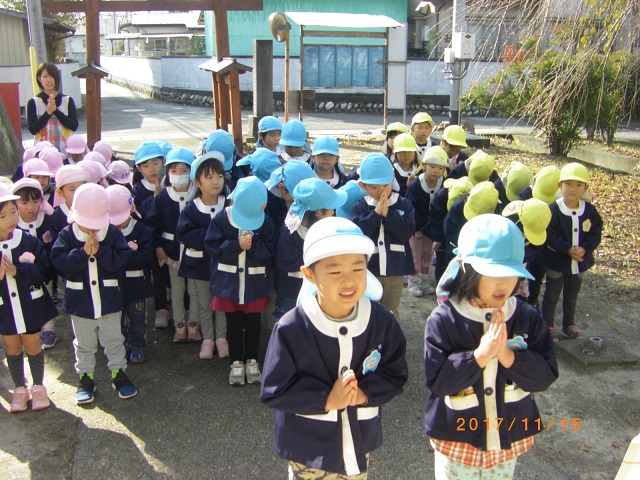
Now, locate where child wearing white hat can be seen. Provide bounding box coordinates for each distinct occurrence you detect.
[261,216,408,479]
[425,214,558,479]
[50,183,136,404]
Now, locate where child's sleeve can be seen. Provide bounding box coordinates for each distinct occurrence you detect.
[260,323,333,415]
[382,199,416,242]
[14,236,49,287]
[426,190,447,242]
[501,307,559,391]
[127,225,155,270]
[50,229,89,274]
[248,218,276,262]
[176,206,206,251]
[350,199,381,238]
[424,308,484,397]
[275,228,302,274]
[580,207,603,254]
[204,214,242,263]
[144,194,164,249]
[93,229,132,273]
[545,207,572,255]
[357,312,408,406]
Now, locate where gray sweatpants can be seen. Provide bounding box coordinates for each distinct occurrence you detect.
[71,312,127,374]
[187,279,226,340]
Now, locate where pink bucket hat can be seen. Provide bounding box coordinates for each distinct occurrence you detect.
[55,164,89,188]
[108,160,132,184]
[84,151,108,169]
[65,134,87,155]
[93,141,114,167]
[23,147,36,163]
[106,184,134,225]
[33,141,54,155]
[68,183,110,230]
[39,147,65,175]
[12,178,54,215]
[78,159,108,185]
[23,158,54,177]
[0,184,20,204]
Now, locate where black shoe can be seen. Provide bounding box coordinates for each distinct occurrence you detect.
[112,369,137,399]
[76,374,96,405]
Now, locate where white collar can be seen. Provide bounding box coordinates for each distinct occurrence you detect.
[295,225,308,239]
[393,162,417,178]
[302,296,370,338]
[72,223,108,242]
[449,296,517,324]
[119,218,137,236]
[166,184,197,202]
[315,170,340,187]
[419,174,443,194]
[18,212,45,230]
[0,229,23,250]
[556,198,585,216]
[194,196,226,216]
[141,177,157,192]
[226,206,240,230]
[365,192,399,207]
[60,203,71,216]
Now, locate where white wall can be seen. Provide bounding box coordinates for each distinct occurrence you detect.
[101,54,504,98]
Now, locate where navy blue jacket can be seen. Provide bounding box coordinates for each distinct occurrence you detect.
[0,230,58,335]
[350,194,416,276]
[50,224,131,319]
[443,196,469,260]
[131,179,158,221]
[426,187,449,244]
[540,199,602,274]
[424,297,558,450]
[176,195,227,281]
[406,174,444,236]
[49,203,70,244]
[118,219,154,304]
[274,227,305,299]
[145,185,196,261]
[312,169,347,189]
[392,163,419,198]
[204,208,276,304]
[261,297,408,475]
[265,190,287,231]
[517,185,533,201]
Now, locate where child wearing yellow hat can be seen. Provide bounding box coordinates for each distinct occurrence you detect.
[382,122,409,160]
[540,163,602,341]
[392,133,420,198]
[448,149,500,183]
[494,162,533,215]
[439,125,469,171]
[411,112,435,159]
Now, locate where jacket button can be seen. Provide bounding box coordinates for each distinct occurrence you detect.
[572,211,576,215]
[90,257,95,262]
[378,241,384,246]
[340,366,349,374]
[29,224,34,228]
[484,387,494,396]
[11,292,17,297]
[91,280,97,285]
[238,267,244,273]
[339,326,348,335]
[485,312,492,321]
[2,244,7,249]
[180,197,185,201]
[211,208,216,212]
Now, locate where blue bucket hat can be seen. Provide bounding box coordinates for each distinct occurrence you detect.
[336,180,367,219]
[264,160,314,198]
[157,140,174,157]
[359,153,394,185]
[229,176,267,231]
[165,147,195,167]
[258,116,283,133]
[312,136,339,156]
[134,141,165,165]
[280,120,307,147]
[190,151,225,182]
[285,178,348,233]
[236,148,282,183]
[205,130,235,171]
[436,214,534,297]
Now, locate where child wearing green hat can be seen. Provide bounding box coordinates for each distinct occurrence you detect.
[440,125,469,170]
[382,122,409,160]
[392,133,420,198]
[448,149,500,184]
[540,163,602,341]
[493,162,533,215]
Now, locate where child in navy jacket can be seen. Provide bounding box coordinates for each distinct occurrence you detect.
[310,136,347,189]
[425,214,558,479]
[0,185,58,413]
[176,153,230,360]
[261,216,408,478]
[540,163,602,341]
[391,133,420,198]
[351,153,415,319]
[106,185,154,364]
[50,184,136,405]
[204,176,276,386]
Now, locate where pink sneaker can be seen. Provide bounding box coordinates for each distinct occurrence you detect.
[199,339,215,359]
[154,309,170,328]
[215,338,229,358]
[31,385,51,411]
[187,322,202,342]
[173,323,187,343]
[10,386,31,413]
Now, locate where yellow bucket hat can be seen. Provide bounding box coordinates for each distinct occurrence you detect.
[532,165,561,204]
[502,198,552,246]
[411,112,435,128]
[463,181,499,220]
[468,150,495,185]
[442,125,468,148]
[505,162,533,202]
[393,133,418,153]
[559,162,589,185]
[421,146,449,168]
[444,176,473,210]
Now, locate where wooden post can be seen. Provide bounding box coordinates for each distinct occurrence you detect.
[85,0,101,147]
[213,0,231,135]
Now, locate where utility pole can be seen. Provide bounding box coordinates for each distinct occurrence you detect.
[448,0,467,126]
[25,0,48,64]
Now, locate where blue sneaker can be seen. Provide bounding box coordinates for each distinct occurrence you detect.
[41,331,57,349]
[129,350,145,364]
[112,369,137,399]
[76,374,96,405]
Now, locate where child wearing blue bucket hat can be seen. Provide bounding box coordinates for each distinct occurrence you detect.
[203,130,245,191]
[425,214,558,479]
[277,120,311,164]
[204,176,276,386]
[236,148,281,183]
[145,147,197,338]
[310,136,346,189]
[255,116,282,152]
[336,179,367,219]
[264,160,315,230]
[272,178,347,321]
[351,153,416,319]
[261,216,408,479]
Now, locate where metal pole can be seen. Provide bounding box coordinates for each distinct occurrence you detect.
[298,26,304,121]
[25,0,48,64]
[285,35,290,121]
[449,0,467,126]
[383,27,389,128]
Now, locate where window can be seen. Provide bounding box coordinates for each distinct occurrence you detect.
[303,45,386,88]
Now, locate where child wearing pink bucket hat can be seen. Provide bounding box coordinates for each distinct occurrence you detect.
[107,160,132,189]
[78,157,109,187]
[23,157,56,209]
[50,183,137,404]
[204,176,277,386]
[0,183,58,413]
[106,185,154,364]
[93,140,116,168]
[64,134,88,164]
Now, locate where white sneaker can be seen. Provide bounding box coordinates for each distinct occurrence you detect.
[419,274,436,295]
[245,359,262,384]
[199,339,215,360]
[229,361,245,386]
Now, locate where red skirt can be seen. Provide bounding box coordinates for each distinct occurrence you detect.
[210,296,269,313]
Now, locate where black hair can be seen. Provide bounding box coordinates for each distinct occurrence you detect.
[383,130,401,158]
[133,156,164,185]
[441,263,520,303]
[164,161,192,187]
[194,157,227,198]
[0,200,18,213]
[36,63,60,91]
[16,186,43,202]
[303,209,331,229]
